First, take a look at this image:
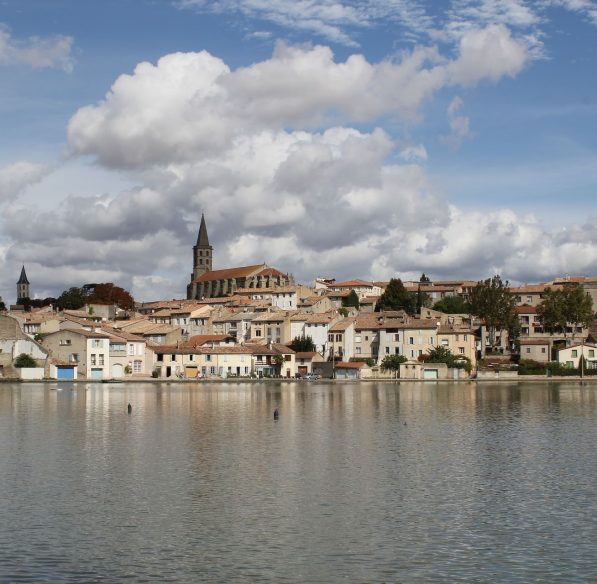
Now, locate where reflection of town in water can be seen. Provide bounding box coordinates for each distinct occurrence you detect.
[1,381,596,582]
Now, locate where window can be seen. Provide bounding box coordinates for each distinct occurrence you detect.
[355,335,362,343]
[385,347,390,354]
[355,347,361,354]
[442,339,449,346]
[91,339,103,348]
[255,329,262,337]
[90,354,96,366]
[365,336,369,341]
[128,344,135,356]
[394,334,400,342]
[395,348,400,355]
[418,350,423,356]
[69,353,80,362]
[210,366,216,375]
[463,335,467,341]
[60,339,72,346]
[572,350,578,358]
[157,354,164,362]
[526,296,532,302]
[206,354,212,362]
[429,337,434,346]
[589,350,595,358]
[455,334,459,341]
[411,350,415,358]
[541,348,546,353]
[409,337,414,345]
[134,360,142,373]
[336,334,342,342]
[98,354,104,366]
[526,348,531,354]
[459,347,465,354]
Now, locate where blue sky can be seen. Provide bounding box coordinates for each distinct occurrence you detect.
[0,0,596,302]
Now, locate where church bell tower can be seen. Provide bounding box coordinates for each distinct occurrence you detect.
[17,265,30,302]
[188,213,213,298]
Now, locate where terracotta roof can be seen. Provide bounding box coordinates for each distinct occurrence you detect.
[514,306,538,314]
[194,264,265,283]
[295,352,318,359]
[359,296,380,304]
[332,279,374,288]
[256,267,287,278]
[325,290,351,297]
[437,324,474,334]
[510,284,555,294]
[252,312,286,323]
[335,361,366,369]
[329,318,356,332]
[182,334,235,347]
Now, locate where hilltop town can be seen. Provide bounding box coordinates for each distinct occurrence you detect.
[1,215,596,381]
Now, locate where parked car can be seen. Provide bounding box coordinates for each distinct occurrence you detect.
[303,373,320,380]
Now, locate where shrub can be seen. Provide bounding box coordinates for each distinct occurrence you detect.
[14,353,37,368]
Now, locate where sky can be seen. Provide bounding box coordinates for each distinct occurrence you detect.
[0,0,596,303]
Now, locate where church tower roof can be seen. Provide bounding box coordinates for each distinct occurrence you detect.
[17,265,29,285]
[197,213,210,247]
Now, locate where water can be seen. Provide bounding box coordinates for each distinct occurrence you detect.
[0,381,596,583]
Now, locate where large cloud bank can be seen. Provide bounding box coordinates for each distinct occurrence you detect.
[3,28,596,300]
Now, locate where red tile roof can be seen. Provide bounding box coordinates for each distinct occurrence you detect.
[193,264,265,283]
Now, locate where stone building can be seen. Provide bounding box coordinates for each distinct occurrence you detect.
[186,214,293,299]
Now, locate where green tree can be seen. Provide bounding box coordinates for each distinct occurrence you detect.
[537,284,593,340]
[290,335,316,352]
[380,354,407,372]
[375,278,416,314]
[342,289,360,309]
[432,296,470,314]
[14,353,37,368]
[425,346,472,372]
[56,287,87,310]
[469,275,517,351]
[425,345,457,365]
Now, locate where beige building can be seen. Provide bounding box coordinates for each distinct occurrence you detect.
[42,329,111,379]
[519,339,551,363]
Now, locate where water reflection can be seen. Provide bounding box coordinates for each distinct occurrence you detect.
[0,381,595,582]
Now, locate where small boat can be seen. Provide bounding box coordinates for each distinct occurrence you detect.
[102,379,124,384]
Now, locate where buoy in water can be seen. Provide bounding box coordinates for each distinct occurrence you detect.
[127,403,132,414]
[273,408,279,420]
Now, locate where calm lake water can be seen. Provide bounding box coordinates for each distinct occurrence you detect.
[0,381,596,583]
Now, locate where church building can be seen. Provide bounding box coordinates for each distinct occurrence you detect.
[187,214,293,300]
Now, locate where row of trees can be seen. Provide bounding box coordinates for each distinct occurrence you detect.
[16,282,135,312]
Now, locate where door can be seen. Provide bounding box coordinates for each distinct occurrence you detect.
[423,369,439,380]
[112,363,123,378]
[91,368,103,380]
[57,366,74,380]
